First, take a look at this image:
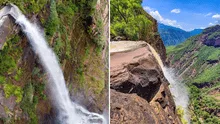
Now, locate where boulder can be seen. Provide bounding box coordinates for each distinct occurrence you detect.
[110,41,181,124]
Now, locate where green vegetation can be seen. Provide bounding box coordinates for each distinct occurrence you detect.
[0,0,107,123]
[166,46,176,55]
[194,64,220,83]
[0,35,20,76]
[208,31,220,40]
[45,0,59,37]
[189,85,220,123]
[3,83,23,103]
[177,106,188,124]
[111,0,152,40]
[0,0,47,14]
[167,27,220,123]
[76,63,85,87]
[21,83,38,124]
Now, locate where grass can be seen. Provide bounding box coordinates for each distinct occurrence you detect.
[166,46,176,55]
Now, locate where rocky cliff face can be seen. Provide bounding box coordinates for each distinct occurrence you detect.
[140,8,167,62]
[200,25,220,47]
[110,41,181,124]
[0,1,108,123]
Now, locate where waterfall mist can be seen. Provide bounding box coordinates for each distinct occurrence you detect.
[7,4,106,124]
[147,43,190,123]
[163,68,190,123]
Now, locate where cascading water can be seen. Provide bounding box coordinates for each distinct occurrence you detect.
[5,4,106,124]
[147,43,190,123]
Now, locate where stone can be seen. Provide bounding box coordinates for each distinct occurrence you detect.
[110,42,182,124]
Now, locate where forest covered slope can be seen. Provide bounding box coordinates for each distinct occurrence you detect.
[167,25,220,123]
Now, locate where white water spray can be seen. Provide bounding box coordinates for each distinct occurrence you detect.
[147,44,190,123]
[5,4,106,124]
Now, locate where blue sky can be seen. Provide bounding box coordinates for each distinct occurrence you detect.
[142,0,220,31]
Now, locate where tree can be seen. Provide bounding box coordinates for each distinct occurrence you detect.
[110,0,152,40]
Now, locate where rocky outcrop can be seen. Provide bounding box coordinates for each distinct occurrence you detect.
[0,15,16,49]
[200,25,220,47]
[110,41,181,124]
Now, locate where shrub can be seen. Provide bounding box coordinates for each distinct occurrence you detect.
[3,83,23,103]
[21,83,38,124]
[45,0,59,37]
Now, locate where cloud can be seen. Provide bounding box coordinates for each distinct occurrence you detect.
[212,14,220,19]
[209,22,214,26]
[143,6,182,28]
[171,9,181,14]
[205,13,212,17]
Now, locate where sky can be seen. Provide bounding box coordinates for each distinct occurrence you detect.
[142,0,220,31]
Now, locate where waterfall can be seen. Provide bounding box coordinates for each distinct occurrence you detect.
[6,4,106,124]
[147,43,190,123]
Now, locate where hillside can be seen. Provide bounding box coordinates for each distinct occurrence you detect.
[158,23,202,46]
[167,25,220,123]
[0,0,108,123]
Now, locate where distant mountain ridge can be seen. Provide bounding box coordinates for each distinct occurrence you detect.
[158,23,203,46]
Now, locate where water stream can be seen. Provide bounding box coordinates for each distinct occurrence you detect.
[3,4,106,124]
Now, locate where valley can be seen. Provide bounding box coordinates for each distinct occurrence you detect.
[167,25,220,123]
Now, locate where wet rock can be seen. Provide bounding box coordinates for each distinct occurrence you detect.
[0,15,15,50]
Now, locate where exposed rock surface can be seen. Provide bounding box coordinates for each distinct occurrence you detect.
[0,15,16,49]
[110,41,181,124]
[200,25,220,47]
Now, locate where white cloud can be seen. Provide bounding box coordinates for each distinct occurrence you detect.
[143,6,182,28]
[212,14,220,19]
[171,9,181,14]
[205,12,212,17]
[209,22,214,26]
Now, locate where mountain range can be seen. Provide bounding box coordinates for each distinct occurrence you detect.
[158,23,203,46]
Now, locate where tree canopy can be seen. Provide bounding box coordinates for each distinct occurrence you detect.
[110,0,152,40]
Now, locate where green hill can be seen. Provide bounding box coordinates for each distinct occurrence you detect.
[167,25,220,123]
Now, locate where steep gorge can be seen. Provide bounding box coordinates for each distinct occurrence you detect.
[167,25,220,123]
